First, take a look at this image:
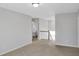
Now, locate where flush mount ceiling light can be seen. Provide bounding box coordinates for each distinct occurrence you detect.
[32,3,40,8]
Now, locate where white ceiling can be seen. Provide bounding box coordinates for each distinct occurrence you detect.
[0,3,79,19]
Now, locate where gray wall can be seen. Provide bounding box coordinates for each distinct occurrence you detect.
[77,12,79,47]
[55,13,77,47]
[0,7,32,54]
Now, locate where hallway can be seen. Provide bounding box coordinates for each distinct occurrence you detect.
[3,40,79,56]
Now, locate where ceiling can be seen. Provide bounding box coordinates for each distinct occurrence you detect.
[0,3,79,19]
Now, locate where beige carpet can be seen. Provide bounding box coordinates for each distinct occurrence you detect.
[2,40,79,56]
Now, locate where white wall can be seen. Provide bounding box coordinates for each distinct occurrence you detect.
[39,19,48,31]
[55,13,77,47]
[48,16,55,31]
[0,7,32,55]
[39,19,48,39]
[48,16,55,40]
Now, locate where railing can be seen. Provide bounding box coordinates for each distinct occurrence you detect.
[39,30,55,40]
[39,31,49,40]
[48,31,55,40]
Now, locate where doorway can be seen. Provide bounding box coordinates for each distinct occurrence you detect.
[32,18,39,41]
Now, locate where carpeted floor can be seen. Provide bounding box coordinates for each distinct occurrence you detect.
[2,40,79,56]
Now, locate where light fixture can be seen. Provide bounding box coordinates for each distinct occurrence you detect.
[32,3,39,8]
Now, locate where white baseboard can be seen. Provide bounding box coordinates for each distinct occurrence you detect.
[0,41,32,55]
[55,43,77,48]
